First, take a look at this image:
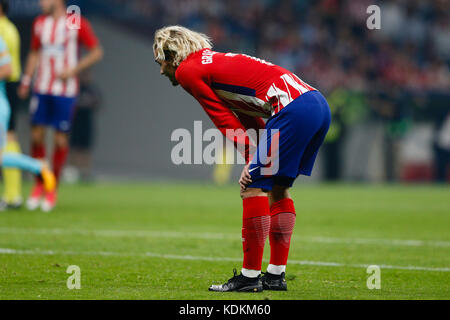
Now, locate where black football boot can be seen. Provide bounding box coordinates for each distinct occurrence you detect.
[208,269,263,292]
[261,271,287,291]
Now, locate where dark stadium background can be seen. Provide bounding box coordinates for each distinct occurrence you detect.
[8,0,450,184]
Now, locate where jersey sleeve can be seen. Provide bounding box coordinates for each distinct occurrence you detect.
[78,17,99,49]
[30,17,42,50]
[235,112,266,150]
[177,64,257,163]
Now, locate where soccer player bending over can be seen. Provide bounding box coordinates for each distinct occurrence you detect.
[153,26,331,292]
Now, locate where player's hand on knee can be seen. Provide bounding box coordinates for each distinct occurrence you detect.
[239,164,252,190]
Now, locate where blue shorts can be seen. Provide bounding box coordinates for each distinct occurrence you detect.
[248,90,331,191]
[30,93,77,132]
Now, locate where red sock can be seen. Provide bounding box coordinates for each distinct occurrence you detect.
[52,146,69,183]
[242,196,270,271]
[269,198,296,266]
[31,143,46,183]
[31,143,46,159]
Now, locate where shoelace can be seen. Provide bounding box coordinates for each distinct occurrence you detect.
[261,271,280,280]
[226,268,239,284]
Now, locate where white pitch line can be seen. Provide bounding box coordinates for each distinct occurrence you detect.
[306,236,450,248]
[0,227,449,248]
[0,247,449,272]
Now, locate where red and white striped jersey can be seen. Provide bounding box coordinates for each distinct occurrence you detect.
[31,14,99,97]
[175,48,316,161]
[177,49,316,120]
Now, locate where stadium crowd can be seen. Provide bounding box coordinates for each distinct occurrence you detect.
[104,0,449,95]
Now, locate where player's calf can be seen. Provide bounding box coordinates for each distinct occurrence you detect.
[265,190,296,290]
[240,189,270,277]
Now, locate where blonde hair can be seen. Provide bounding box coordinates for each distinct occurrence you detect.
[153,25,213,66]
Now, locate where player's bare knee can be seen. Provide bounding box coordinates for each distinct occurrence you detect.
[240,187,267,199]
[31,126,46,144]
[269,185,291,203]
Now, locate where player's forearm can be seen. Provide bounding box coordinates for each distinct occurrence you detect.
[21,50,40,85]
[73,46,103,75]
[217,125,256,164]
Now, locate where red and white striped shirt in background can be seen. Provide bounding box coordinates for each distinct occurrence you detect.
[31,14,99,98]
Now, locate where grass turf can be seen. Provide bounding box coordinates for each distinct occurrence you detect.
[0,182,449,300]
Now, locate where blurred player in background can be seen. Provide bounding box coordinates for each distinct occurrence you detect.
[67,70,102,182]
[18,0,103,212]
[154,26,330,292]
[0,0,25,209]
[0,34,55,205]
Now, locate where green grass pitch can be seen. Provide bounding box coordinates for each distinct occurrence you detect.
[0,182,449,300]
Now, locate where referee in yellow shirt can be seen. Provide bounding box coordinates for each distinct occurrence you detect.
[0,0,23,209]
